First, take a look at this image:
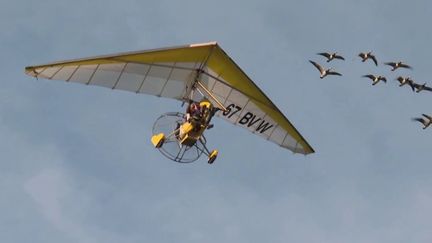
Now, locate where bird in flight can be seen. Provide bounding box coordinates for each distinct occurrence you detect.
[309,60,342,79]
[412,114,432,129]
[362,74,387,85]
[317,52,345,62]
[384,61,412,71]
[396,76,416,91]
[413,82,432,93]
[358,51,378,66]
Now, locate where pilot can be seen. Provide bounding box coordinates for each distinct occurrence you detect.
[174,101,201,139]
[197,99,219,130]
[185,101,202,122]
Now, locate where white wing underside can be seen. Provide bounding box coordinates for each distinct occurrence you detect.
[26,44,313,154]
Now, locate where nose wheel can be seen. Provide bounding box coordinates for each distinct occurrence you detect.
[208,150,218,164]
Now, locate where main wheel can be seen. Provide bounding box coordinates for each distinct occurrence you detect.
[152,112,206,163]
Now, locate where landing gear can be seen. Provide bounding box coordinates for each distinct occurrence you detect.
[151,133,165,148]
[151,112,220,164]
[200,137,217,164]
[208,150,218,164]
[152,112,207,163]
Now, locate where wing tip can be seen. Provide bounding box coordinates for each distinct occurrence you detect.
[294,148,315,155]
[24,66,37,77]
[282,142,315,155]
[298,140,315,154]
[303,146,315,155]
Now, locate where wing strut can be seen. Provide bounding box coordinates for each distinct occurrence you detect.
[195,80,227,112]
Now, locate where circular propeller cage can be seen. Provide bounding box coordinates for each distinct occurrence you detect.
[152,112,207,163]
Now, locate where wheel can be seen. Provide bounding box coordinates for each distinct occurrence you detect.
[151,133,165,148]
[208,150,218,164]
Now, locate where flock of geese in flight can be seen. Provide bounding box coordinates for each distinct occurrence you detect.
[309,52,432,129]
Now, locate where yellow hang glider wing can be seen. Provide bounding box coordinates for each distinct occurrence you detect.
[25,42,314,154]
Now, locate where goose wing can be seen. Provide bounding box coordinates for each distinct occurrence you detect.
[412,117,426,125]
[309,60,324,73]
[334,54,345,60]
[413,83,424,91]
[423,114,432,121]
[370,54,378,66]
[408,81,416,92]
[327,71,342,76]
[317,52,331,59]
[362,74,375,80]
[423,85,432,92]
[384,62,397,67]
[399,63,412,69]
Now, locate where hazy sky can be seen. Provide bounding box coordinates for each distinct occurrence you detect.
[2,0,432,242]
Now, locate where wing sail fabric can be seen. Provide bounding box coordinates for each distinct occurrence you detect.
[200,70,309,154]
[25,42,314,154]
[27,62,200,100]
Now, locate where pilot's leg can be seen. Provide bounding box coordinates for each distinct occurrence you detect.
[179,123,186,139]
[175,122,180,139]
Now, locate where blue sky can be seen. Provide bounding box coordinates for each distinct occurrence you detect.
[2,0,432,242]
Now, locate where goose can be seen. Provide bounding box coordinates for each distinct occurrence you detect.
[396,76,416,91]
[362,74,387,85]
[412,114,432,129]
[358,51,378,66]
[413,82,432,93]
[384,61,412,71]
[317,52,345,62]
[309,60,342,79]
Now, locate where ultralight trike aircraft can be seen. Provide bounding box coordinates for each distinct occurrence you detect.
[25,42,314,164]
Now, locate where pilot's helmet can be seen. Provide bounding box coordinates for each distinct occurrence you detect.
[199,99,212,110]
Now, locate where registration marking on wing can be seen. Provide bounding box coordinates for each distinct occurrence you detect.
[220,103,274,134]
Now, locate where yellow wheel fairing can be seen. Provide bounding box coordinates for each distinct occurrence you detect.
[151,133,165,148]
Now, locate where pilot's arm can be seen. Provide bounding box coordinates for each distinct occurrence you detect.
[185,113,191,122]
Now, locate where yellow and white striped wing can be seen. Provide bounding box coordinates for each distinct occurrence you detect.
[25,42,314,154]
